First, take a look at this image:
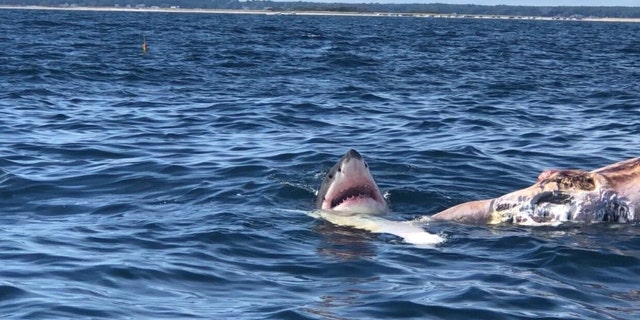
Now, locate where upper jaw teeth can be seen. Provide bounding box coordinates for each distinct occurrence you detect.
[331,186,373,208]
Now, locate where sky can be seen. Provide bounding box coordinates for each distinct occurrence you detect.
[313,0,640,6]
[429,0,639,5]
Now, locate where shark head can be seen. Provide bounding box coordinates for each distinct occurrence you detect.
[316,149,388,215]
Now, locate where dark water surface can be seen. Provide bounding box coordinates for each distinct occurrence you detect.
[1,8,640,319]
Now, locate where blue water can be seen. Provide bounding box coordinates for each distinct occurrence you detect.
[1,8,640,319]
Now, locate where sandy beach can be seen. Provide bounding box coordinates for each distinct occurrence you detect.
[1,5,639,23]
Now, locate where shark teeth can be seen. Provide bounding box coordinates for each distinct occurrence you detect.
[331,185,374,208]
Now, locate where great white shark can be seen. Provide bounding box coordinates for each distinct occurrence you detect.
[316,149,388,214]
[431,157,640,225]
[313,149,443,245]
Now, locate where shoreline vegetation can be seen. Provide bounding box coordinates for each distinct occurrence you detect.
[2,5,640,23]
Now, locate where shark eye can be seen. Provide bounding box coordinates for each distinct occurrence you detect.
[328,174,333,179]
[337,168,341,172]
[364,162,368,168]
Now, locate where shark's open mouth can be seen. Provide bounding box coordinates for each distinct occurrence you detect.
[330,185,377,209]
[316,149,388,215]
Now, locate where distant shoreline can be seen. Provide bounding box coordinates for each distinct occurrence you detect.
[1,5,639,23]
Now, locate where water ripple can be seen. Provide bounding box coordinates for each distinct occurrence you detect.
[1,8,639,319]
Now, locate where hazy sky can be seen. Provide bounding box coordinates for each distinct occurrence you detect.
[311,0,640,5]
[427,0,639,5]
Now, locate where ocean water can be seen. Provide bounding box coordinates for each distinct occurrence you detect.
[1,8,640,319]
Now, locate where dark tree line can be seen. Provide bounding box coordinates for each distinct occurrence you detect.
[2,0,640,18]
